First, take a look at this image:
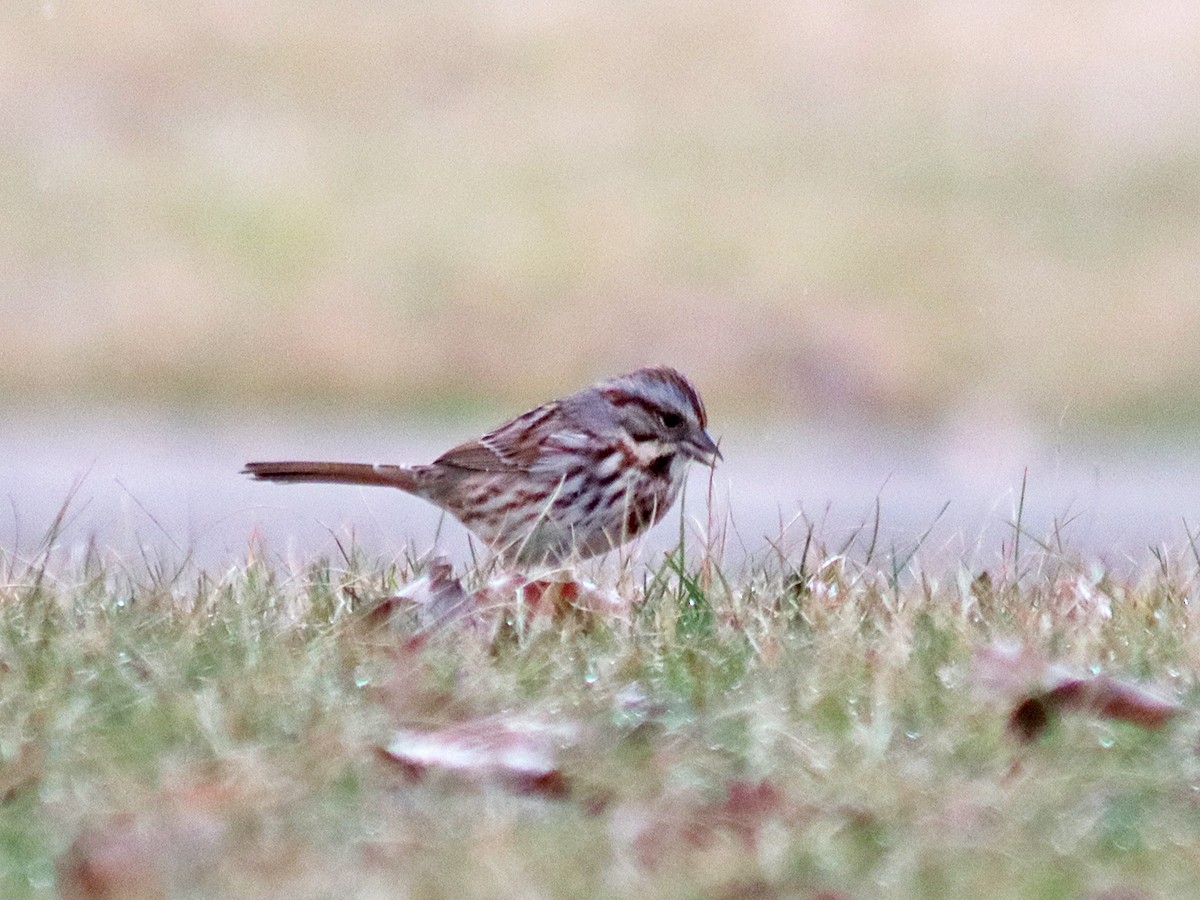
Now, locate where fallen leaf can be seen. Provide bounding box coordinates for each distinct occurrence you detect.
[378,716,578,797]
[1008,696,1052,744]
[475,573,628,624]
[365,557,470,629]
[366,565,628,639]
[972,641,1183,743]
[1043,675,1181,729]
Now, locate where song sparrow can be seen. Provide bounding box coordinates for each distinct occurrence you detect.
[243,367,720,564]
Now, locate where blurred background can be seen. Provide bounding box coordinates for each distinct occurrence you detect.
[5,1,1200,568]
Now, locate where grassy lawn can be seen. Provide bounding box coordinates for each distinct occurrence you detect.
[3,520,1198,898]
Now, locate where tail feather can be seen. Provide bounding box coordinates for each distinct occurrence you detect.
[242,461,419,493]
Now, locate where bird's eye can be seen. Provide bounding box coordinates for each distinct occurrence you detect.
[657,410,683,429]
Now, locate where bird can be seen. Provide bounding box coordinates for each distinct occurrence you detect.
[243,366,719,565]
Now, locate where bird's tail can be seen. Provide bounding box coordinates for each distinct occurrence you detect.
[242,461,420,493]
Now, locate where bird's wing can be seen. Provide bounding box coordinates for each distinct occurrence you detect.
[433,438,518,472]
[433,401,560,472]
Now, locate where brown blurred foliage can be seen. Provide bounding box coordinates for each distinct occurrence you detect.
[5,2,1200,427]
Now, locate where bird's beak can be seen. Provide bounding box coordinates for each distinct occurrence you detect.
[685,429,722,465]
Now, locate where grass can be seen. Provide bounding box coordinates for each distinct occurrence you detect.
[3,511,1199,899]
